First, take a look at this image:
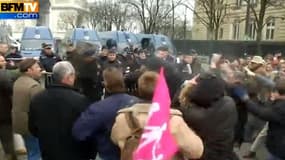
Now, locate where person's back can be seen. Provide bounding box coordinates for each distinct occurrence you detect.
[111,71,204,159]
[183,97,237,160]
[72,67,138,160]
[179,73,238,160]
[29,61,94,160]
[265,99,285,159]
[111,103,204,160]
[29,85,91,160]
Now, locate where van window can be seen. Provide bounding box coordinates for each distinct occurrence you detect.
[75,30,99,41]
[22,28,53,40]
[125,33,139,44]
[98,32,115,40]
[118,32,127,42]
[21,40,52,50]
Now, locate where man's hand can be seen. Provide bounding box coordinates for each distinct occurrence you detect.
[210,53,222,69]
[232,86,250,102]
[244,67,256,77]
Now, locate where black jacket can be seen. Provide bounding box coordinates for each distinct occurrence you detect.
[178,96,238,160]
[0,70,13,124]
[77,59,103,102]
[245,99,285,159]
[29,84,95,160]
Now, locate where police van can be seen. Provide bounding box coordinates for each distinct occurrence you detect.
[20,26,55,59]
[98,31,136,54]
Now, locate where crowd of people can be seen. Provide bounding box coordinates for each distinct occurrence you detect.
[0,39,285,160]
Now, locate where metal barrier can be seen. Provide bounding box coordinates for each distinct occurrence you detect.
[41,72,53,88]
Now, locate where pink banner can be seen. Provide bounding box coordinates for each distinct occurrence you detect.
[134,67,178,160]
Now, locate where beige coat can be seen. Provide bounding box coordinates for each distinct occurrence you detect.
[111,103,204,159]
[0,140,6,160]
[12,75,44,135]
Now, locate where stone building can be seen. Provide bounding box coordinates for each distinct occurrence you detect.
[192,0,285,41]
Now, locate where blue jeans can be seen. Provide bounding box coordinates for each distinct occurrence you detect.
[268,153,283,160]
[23,135,41,160]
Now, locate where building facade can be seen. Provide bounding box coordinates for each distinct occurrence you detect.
[192,0,285,41]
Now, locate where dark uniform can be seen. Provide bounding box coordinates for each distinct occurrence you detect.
[39,43,61,72]
[103,59,123,70]
[5,52,22,70]
[39,53,61,72]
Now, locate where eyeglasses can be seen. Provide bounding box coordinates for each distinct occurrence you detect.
[44,48,51,50]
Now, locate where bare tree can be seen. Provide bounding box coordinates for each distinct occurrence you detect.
[184,0,228,40]
[59,11,86,29]
[122,0,184,34]
[244,0,285,54]
[87,0,131,31]
[59,12,77,29]
[0,21,12,42]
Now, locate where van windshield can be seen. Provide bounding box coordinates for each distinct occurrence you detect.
[21,40,53,50]
[22,28,53,40]
[125,33,139,44]
[75,30,100,41]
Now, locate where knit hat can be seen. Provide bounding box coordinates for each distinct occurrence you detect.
[188,72,226,107]
[19,58,37,72]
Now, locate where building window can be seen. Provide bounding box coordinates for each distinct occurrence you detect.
[232,22,240,40]
[219,28,223,39]
[266,18,275,40]
[250,0,257,5]
[249,21,256,39]
[236,0,242,7]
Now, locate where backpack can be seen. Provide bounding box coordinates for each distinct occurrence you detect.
[120,111,185,160]
[120,112,142,160]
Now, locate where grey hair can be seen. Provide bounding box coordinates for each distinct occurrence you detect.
[52,61,75,82]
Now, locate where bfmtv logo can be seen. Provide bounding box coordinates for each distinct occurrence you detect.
[0,0,39,19]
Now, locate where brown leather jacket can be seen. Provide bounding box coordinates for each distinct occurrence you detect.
[111,103,204,159]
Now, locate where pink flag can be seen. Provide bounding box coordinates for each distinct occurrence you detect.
[134,67,178,160]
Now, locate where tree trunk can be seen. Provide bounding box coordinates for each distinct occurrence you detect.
[214,28,219,40]
[171,0,175,39]
[256,28,262,55]
[207,27,214,40]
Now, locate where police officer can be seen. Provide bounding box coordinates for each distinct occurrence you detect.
[5,44,22,70]
[102,47,123,71]
[39,43,61,72]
